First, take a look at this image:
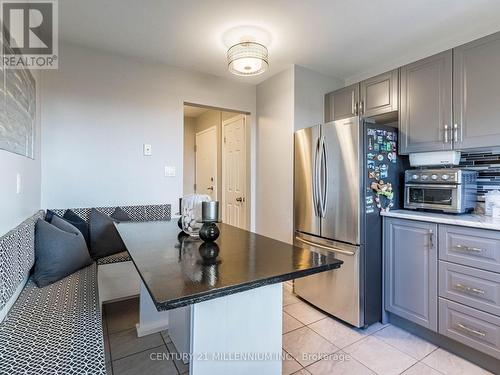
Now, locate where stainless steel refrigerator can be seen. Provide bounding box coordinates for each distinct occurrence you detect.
[293,117,404,328]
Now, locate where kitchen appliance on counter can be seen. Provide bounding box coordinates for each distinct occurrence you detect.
[293,118,407,328]
[404,168,477,214]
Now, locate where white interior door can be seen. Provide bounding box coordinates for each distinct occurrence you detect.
[195,127,217,200]
[222,115,246,229]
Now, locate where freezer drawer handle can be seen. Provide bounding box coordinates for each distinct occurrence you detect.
[453,283,486,296]
[295,236,356,256]
[454,245,484,254]
[456,323,486,338]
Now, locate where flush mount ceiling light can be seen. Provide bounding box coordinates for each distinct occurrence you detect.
[227,41,269,76]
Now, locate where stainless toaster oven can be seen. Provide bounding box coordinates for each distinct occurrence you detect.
[404,169,477,214]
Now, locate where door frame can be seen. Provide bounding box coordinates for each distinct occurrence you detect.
[221,114,247,228]
[195,126,217,199]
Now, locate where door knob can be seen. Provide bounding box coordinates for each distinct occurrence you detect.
[236,197,245,202]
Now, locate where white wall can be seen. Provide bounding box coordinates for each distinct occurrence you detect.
[41,43,256,218]
[294,65,344,130]
[255,65,343,243]
[0,72,42,236]
[255,67,295,243]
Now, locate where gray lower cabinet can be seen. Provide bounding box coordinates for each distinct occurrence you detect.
[399,50,453,154]
[453,31,500,150]
[360,69,398,118]
[325,83,359,122]
[439,298,500,360]
[384,218,438,331]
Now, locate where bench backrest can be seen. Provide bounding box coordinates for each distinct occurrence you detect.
[49,204,171,223]
[0,211,44,319]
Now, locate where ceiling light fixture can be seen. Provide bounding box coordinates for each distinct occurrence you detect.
[227,41,268,76]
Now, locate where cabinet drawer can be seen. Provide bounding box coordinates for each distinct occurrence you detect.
[439,261,500,316]
[439,225,500,273]
[439,298,500,359]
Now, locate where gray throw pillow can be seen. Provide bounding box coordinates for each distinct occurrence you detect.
[33,218,93,288]
[89,208,126,259]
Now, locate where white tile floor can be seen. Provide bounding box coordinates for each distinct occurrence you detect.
[281,282,494,375]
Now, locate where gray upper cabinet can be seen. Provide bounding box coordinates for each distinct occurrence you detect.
[453,32,500,150]
[384,218,438,331]
[399,50,453,154]
[325,83,359,122]
[360,69,398,118]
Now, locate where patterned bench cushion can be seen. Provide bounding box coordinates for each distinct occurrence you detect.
[97,250,131,265]
[0,263,106,375]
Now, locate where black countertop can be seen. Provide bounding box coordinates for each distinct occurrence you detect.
[116,221,343,311]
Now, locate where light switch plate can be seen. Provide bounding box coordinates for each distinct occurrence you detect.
[143,144,152,156]
[164,166,176,177]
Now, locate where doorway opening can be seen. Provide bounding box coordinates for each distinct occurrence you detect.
[183,103,250,229]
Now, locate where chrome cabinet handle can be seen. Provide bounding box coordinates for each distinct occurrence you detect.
[454,123,459,143]
[454,245,484,253]
[429,229,434,248]
[444,124,449,143]
[454,283,486,296]
[456,323,486,338]
[360,101,365,116]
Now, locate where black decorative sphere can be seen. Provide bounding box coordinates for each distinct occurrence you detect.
[199,222,220,242]
[199,242,220,261]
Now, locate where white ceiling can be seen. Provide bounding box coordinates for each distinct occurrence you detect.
[59,0,500,84]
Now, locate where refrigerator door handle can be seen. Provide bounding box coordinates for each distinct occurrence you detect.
[320,136,328,217]
[295,236,356,256]
[312,136,320,217]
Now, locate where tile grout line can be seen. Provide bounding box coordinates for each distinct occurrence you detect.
[369,327,438,362]
[164,340,187,375]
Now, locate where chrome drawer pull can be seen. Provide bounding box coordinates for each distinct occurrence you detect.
[454,283,486,295]
[456,323,486,338]
[454,245,484,253]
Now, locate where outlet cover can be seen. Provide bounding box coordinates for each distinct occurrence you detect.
[143,144,152,156]
[164,166,176,177]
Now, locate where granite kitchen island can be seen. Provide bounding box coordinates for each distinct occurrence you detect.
[116,220,342,375]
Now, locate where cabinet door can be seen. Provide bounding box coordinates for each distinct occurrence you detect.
[453,32,500,150]
[325,84,359,122]
[384,218,438,331]
[399,51,453,154]
[360,69,398,117]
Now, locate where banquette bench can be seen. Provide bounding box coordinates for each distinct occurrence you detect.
[0,204,171,374]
